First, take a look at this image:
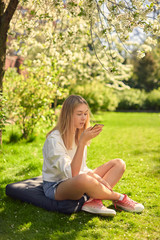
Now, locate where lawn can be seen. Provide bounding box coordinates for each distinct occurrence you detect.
[0,112,160,240]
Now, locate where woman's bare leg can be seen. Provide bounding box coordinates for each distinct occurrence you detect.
[55,173,121,201]
[93,158,126,188]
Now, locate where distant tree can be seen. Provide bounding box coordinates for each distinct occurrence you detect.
[127,39,160,92]
[152,39,160,85]
[131,52,159,91]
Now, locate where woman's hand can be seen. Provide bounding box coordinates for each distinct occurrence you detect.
[79,125,103,146]
[87,172,113,191]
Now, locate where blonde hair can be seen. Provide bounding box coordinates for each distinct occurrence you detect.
[47,95,90,149]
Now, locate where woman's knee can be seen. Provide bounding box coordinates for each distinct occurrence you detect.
[114,158,126,172]
[75,173,97,189]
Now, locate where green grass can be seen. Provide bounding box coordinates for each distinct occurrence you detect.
[0,112,160,240]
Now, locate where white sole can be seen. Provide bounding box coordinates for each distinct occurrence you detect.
[116,205,144,213]
[81,208,116,217]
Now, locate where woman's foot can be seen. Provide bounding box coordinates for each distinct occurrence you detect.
[113,194,144,212]
[82,199,116,217]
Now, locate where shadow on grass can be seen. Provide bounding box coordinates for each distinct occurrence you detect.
[15,163,38,177]
[0,197,115,240]
[0,183,116,240]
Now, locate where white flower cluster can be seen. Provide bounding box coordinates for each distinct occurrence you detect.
[7,0,160,89]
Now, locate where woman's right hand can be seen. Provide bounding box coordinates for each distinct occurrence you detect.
[79,126,103,145]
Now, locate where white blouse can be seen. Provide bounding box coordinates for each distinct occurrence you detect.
[42,130,92,182]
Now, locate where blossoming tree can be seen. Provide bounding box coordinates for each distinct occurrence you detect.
[0,0,160,143]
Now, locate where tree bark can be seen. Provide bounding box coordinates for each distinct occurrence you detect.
[0,0,19,145]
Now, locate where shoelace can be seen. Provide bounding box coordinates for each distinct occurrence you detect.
[83,199,104,209]
[114,195,137,210]
[114,202,122,211]
[124,196,138,206]
[93,199,103,206]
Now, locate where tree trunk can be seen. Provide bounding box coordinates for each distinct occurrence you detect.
[0,0,19,145]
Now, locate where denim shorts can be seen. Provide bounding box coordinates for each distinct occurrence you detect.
[43,180,63,200]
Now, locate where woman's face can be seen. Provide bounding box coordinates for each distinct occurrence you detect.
[73,103,89,131]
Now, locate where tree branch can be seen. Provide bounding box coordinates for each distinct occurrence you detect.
[0,1,5,16]
[2,0,19,31]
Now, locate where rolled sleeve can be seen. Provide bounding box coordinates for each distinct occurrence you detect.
[53,152,72,179]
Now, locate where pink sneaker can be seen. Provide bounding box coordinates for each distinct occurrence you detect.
[113,194,144,213]
[82,199,116,217]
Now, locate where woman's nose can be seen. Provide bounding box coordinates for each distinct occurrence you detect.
[82,114,86,120]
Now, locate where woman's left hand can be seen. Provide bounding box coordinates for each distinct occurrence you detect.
[87,172,113,191]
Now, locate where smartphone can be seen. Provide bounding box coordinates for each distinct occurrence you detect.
[91,124,104,129]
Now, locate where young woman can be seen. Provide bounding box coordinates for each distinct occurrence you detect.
[42,95,144,216]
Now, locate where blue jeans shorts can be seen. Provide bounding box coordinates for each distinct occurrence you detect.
[43,180,63,200]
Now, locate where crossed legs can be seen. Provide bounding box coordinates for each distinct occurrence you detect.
[93,158,126,188]
[55,158,126,201]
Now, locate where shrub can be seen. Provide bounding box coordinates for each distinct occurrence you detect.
[4,69,49,139]
[0,94,7,134]
[70,82,119,113]
[9,132,21,143]
[145,89,160,111]
[116,89,147,111]
[4,67,65,139]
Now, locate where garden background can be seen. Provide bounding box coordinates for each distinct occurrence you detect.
[0,1,160,239]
